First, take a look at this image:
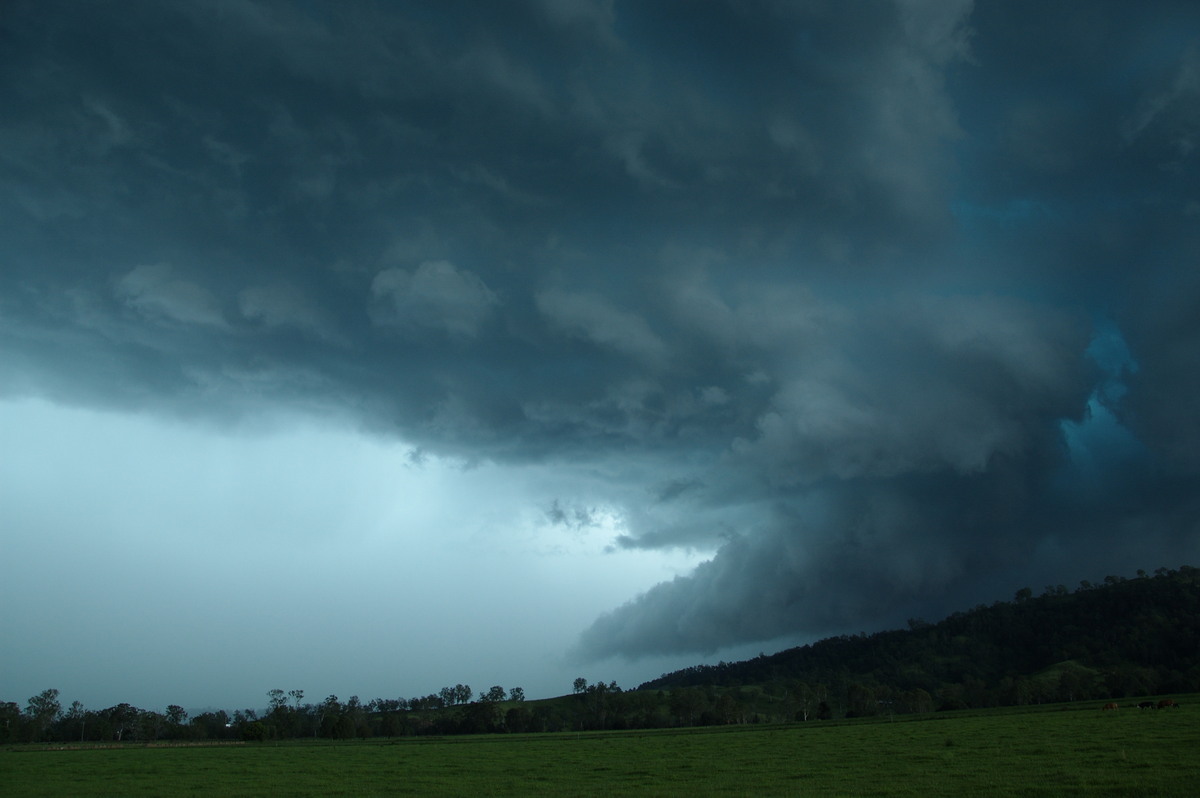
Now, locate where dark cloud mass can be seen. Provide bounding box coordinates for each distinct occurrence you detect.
[4,0,1200,670]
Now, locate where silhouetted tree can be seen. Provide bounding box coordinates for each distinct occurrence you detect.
[104,703,139,741]
[24,689,60,742]
[137,710,165,741]
[65,700,87,741]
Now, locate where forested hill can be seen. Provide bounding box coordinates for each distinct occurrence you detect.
[640,566,1200,704]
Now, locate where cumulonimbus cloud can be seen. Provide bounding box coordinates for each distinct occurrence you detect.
[3,0,1199,668]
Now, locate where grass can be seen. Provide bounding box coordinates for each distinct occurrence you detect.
[3,700,1196,796]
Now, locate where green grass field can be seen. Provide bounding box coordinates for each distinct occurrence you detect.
[3,701,1196,796]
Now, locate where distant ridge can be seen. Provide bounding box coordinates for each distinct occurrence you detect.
[640,566,1200,708]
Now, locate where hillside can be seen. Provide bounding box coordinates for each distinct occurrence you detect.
[639,566,1200,709]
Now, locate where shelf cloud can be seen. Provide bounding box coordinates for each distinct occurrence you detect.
[3,0,1199,702]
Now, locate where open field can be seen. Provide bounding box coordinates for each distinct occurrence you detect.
[3,700,1197,796]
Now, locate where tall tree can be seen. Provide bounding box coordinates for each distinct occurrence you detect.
[25,689,61,742]
[318,695,340,738]
[0,702,20,744]
[65,700,87,741]
[267,689,287,714]
[104,703,139,742]
[137,710,166,742]
[165,704,188,739]
[190,710,229,740]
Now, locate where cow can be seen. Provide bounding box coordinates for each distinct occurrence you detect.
[1102,702,1119,711]
[1138,701,1155,709]
[1158,699,1178,709]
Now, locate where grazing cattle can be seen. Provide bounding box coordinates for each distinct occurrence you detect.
[1158,699,1178,709]
[1102,702,1119,711]
[1138,701,1155,709]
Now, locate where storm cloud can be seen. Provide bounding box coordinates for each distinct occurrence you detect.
[3,0,1200,692]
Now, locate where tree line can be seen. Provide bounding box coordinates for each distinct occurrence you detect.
[1,683,527,744]
[6,566,1198,743]
[6,678,810,742]
[2,680,812,743]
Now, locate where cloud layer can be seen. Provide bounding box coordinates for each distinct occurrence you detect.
[3,0,1200,670]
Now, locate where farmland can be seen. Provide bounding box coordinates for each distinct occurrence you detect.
[3,699,1196,796]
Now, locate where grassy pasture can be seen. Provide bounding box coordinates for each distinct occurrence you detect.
[3,700,1196,796]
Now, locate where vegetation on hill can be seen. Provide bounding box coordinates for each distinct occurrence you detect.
[642,565,1200,714]
[4,566,1197,742]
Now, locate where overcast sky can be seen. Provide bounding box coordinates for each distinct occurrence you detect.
[3,0,1200,713]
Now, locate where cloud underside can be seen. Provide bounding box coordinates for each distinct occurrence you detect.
[3,0,1200,661]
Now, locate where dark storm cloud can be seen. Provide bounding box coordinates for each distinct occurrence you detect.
[4,0,1200,663]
